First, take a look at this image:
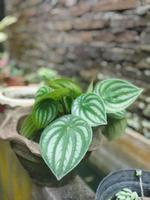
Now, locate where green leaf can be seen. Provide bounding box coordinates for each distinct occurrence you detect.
[35,86,53,100]
[71,93,107,127]
[36,88,70,103]
[40,115,92,180]
[20,115,37,138]
[48,78,82,97]
[32,100,58,128]
[108,110,126,120]
[63,96,73,113]
[94,79,143,113]
[102,117,127,141]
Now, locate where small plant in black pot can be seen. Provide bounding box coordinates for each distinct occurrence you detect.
[18,77,142,181]
[96,169,150,200]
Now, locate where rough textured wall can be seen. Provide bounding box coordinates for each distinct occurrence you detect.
[5,0,150,136]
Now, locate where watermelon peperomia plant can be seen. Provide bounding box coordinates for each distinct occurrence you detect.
[20,78,142,180]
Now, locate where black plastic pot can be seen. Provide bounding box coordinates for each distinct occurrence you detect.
[96,169,150,200]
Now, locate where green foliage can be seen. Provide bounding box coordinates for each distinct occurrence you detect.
[32,100,58,129]
[115,188,139,200]
[102,117,127,141]
[48,78,82,97]
[71,93,107,127]
[20,115,37,138]
[35,86,53,101]
[94,79,142,113]
[39,115,92,180]
[20,77,142,180]
[108,110,126,120]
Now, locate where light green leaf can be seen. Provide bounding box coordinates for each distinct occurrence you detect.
[40,115,92,180]
[35,85,53,100]
[48,78,82,97]
[71,93,107,127]
[32,100,58,128]
[94,79,143,113]
[20,115,37,138]
[108,110,126,120]
[102,117,127,141]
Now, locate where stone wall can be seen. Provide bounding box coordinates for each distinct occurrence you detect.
[5,0,150,137]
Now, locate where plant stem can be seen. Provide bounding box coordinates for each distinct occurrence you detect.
[139,175,144,200]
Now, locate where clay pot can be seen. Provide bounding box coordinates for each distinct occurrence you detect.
[0,86,38,107]
[96,169,150,200]
[0,107,102,187]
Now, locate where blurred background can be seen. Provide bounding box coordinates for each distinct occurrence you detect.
[0,0,150,199]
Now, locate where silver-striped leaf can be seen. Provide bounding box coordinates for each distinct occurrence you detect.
[94,79,143,113]
[35,86,53,101]
[40,115,92,180]
[20,115,37,138]
[71,93,107,127]
[32,100,58,128]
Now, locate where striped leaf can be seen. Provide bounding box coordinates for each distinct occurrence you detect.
[71,93,107,127]
[40,115,92,180]
[32,100,58,128]
[20,115,37,138]
[35,86,53,101]
[48,78,82,97]
[94,79,143,113]
[35,88,70,103]
[102,117,127,141]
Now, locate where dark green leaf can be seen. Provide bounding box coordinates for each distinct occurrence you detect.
[20,115,37,138]
[32,100,58,128]
[36,88,70,103]
[102,117,127,141]
[108,110,126,120]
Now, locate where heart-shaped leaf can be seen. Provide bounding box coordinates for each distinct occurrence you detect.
[32,100,58,128]
[94,79,143,113]
[48,78,82,97]
[102,117,127,141]
[71,93,107,127]
[40,115,92,180]
[20,115,37,138]
[35,85,53,101]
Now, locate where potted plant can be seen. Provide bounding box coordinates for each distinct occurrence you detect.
[0,78,142,197]
[96,169,150,200]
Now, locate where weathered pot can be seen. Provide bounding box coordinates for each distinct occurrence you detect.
[96,169,150,200]
[89,129,150,175]
[0,86,38,107]
[0,107,101,187]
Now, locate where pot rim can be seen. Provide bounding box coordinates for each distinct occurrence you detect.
[0,107,102,158]
[0,86,39,107]
[0,107,41,156]
[96,169,150,200]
